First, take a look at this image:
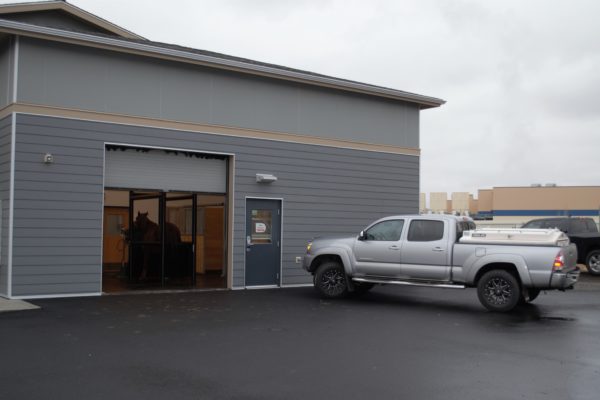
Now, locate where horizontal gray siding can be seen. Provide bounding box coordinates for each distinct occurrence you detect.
[17,37,420,148]
[13,114,419,296]
[0,37,13,109]
[0,115,11,296]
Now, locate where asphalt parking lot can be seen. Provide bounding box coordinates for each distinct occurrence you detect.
[1,274,600,400]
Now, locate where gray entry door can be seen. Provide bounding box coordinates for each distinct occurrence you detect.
[245,199,281,286]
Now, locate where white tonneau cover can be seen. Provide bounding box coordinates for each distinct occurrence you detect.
[460,228,570,246]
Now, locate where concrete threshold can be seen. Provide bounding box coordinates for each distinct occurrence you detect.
[0,297,40,313]
[102,287,230,296]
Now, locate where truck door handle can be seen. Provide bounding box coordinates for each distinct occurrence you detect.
[388,245,400,250]
[432,247,445,252]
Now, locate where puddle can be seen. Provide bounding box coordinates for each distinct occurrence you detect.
[538,316,576,322]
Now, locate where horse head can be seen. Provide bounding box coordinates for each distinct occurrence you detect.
[135,211,150,230]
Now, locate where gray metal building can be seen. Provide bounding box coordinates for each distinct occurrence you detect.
[0,1,444,299]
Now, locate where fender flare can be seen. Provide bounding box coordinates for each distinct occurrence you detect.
[310,246,355,276]
[466,254,532,286]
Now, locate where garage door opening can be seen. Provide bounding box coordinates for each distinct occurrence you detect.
[102,145,229,293]
[102,190,227,292]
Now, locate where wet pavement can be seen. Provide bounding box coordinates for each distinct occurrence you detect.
[1,274,599,400]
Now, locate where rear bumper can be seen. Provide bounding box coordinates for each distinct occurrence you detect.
[550,267,580,289]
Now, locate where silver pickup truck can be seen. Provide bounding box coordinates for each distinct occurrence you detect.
[302,214,580,312]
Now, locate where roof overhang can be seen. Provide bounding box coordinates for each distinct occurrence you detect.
[0,18,445,109]
[0,1,144,39]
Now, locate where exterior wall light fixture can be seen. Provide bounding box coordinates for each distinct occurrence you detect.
[43,153,54,164]
[256,173,277,183]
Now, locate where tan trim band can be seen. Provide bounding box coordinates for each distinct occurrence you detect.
[0,103,421,156]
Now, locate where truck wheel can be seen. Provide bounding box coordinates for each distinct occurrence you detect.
[477,270,521,312]
[586,250,600,276]
[314,261,348,299]
[519,288,541,304]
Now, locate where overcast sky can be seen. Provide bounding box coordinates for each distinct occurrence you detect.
[3,0,599,197]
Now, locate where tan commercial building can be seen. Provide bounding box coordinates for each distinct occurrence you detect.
[429,192,448,213]
[469,194,478,215]
[490,186,600,225]
[423,186,600,225]
[419,193,426,213]
[451,192,470,215]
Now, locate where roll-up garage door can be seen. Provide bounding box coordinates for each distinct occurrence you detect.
[104,146,227,193]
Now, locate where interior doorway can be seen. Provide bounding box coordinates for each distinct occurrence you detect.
[102,189,227,292]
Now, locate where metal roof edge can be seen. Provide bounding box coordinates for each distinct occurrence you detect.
[0,18,445,108]
[0,1,144,40]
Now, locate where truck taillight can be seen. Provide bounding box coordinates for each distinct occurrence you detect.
[553,252,564,271]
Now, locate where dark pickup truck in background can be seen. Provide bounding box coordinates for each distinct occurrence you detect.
[521,217,600,276]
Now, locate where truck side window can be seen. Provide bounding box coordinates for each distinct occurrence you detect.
[364,220,404,241]
[523,220,543,229]
[570,219,587,234]
[557,220,569,232]
[407,220,444,242]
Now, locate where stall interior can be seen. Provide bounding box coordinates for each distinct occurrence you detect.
[102,189,227,292]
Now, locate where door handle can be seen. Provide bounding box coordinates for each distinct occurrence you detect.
[388,245,400,250]
[432,247,445,252]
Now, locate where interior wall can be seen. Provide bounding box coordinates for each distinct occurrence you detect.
[104,189,128,207]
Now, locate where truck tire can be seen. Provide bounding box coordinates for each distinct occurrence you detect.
[314,261,348,299]
[519,288,541,304]
[477,270,521,312]
[586,250,600,276]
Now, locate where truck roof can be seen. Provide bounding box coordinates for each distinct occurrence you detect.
[376,214,473,223]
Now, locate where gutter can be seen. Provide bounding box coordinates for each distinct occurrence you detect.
[0,19,445,109]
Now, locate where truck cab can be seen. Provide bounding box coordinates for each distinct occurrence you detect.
[352,215,474,282]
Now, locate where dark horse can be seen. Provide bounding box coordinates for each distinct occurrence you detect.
[134,212,182,280]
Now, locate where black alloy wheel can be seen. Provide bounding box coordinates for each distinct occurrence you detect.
[477,270,521,312]
[314,261,348,299]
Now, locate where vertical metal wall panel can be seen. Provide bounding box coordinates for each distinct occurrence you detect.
[12,114,419,296]
[17,37,420,148]
[0,115,12,296]
[104,148,226,192]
